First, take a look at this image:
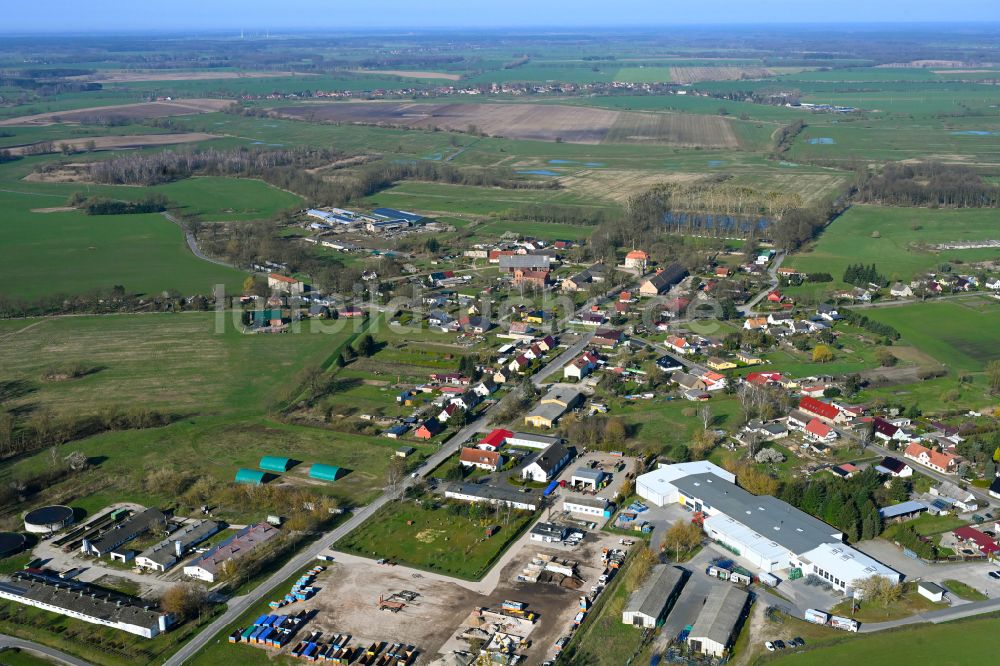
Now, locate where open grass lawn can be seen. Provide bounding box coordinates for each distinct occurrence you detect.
[151,176,303,222]
[785,205,1000,289]
[942,579,988,601]
[856,374,995,414]
[0,189,245,300]
[829,583,947,623]
[884,513,968,537]
[765,611,1000,666]
[0,648,60,666]
[335,499,534,580]
[0,312,412,519]
[613,395,743,454]
[0,312,346,416]
[473,218,596,241]
[865,297,1000,373]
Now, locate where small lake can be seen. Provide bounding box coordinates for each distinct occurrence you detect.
[951,130,997,136]
[518,169,560,176]
[807,138,836,145]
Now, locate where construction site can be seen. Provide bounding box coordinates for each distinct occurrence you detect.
[255,530,625,665]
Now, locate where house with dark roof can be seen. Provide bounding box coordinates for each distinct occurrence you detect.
[639,263,687,296]
[521,441,572,482]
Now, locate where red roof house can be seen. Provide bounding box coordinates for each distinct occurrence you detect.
[799,396,840,422]
[480,428,513,451]
[953,526,999,555]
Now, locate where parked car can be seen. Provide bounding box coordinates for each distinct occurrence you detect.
[774,640,786,650]
[989,571,1000,580]
[792,637,805,647]
[764,642,775,652]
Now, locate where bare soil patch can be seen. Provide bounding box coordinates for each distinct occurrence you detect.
[273,102,735,147]
[352,69,462,81]
[30,206,76,213]
[0,99,232,126]
[8,132,221,155]
[669,66,775,84]
[558,169,705,203]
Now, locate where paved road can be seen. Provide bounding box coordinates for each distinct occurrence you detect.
[0,635,91,666]
[739,251,786,315]
[532,332,594,387]
[860,439,995,506]
[162,212,240,270]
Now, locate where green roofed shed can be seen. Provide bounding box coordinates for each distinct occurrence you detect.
[235,468,267,485]
[259,456,292,473]
[309,464,341,482]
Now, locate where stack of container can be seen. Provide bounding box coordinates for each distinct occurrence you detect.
[229,611,307,649]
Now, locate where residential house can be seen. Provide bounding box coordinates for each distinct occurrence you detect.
[512,269,550,288]
[638,263,687,296]
[931,482,979,513]
[735,351,762,365]
[706,357,737,371]
[890,282,913,298]
[799,396,841,423]
[952,526,999,556]
[508,355,532,374]
[593,328,624,349]
[805,419,838,443]
[564,352,600,381]
[904,442,958,474]
[830,463,859,479]
[267,273,305,295]
[460,447,504,472]
[874,457,912,478]
[624,250,649,271]
[438,403,460,423]
[873,417,905,442]
[472,379,498,398]
[671,371,706,392]
[701,371,728,392]
[449,391,480,411]
[536,335,557,353]
[458,315,493,333]
[521,441,573,482]
[816,304,840,321]
[664,336,694,355]
[743,317,768,331]
[415,420,444,439]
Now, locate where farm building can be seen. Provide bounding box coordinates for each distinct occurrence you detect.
[443,482,540,511]
[622,564,686,628]
[638,262,687,296]
[686,585,751,657]
[135,520,220,572]
[235,468,268,485]
[81,508,168,559]
[23,505,74,534]
[183,523,280,583]
[878,501,928,523]
[259,456,292,473]
[309,464,342,482]
[372,207,425,224]
[0,572,171,638]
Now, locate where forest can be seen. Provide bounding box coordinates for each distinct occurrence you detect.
[855,162,1000,208]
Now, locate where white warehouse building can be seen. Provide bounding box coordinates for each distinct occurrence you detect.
[637,463,901,596]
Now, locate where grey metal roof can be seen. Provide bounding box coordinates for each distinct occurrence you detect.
[878,501,928,519]
[571,468,605,482]
[563,494,608,510]
[88,508,167,556]
[0,575,163,629]
[531,522,566,538]
[445,481,540,507]
[625,564,685,619]
[920,582,945,594]
[139,520,219,567]
[672,473,840,555]
[688,584,749,647]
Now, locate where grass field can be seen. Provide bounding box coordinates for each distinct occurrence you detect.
[865,298,1000,373]
[0,189,245,300]
[152,176,303,221]
[764,612,1000,666]
[335,498,535,580]
[785,205,1000,288]
[0,313,414,519]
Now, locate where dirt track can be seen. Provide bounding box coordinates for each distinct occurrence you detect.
[0,99,231,126]
[77,70,312,83]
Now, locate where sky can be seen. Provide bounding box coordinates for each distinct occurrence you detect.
[5,1,1000,33]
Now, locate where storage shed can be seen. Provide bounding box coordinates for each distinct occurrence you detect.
[259,456,292,473]
[235,469,267,485]
[622,564,686,628]
[309,464,342,482]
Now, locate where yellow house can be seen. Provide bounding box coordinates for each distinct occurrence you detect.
[734,351,762,366]
[706,357,737,371]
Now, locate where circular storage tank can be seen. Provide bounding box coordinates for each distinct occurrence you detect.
[23,505,74,534]
[0,532,26,558]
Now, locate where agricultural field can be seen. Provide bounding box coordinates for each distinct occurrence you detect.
[784,205,1000,289]
[864,297,1000,374]
[0,189,245,301]
[152,176,304,221]
[0,99,231,127]
[272,101,741,148]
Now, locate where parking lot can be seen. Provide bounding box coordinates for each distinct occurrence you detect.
[554,451,637,501]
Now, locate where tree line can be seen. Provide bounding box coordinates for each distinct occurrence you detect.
[855,162,1000,208]
[68,192,169,215]
[843,263,887,287]
[839,308,902,340]
[778,467,897,542]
